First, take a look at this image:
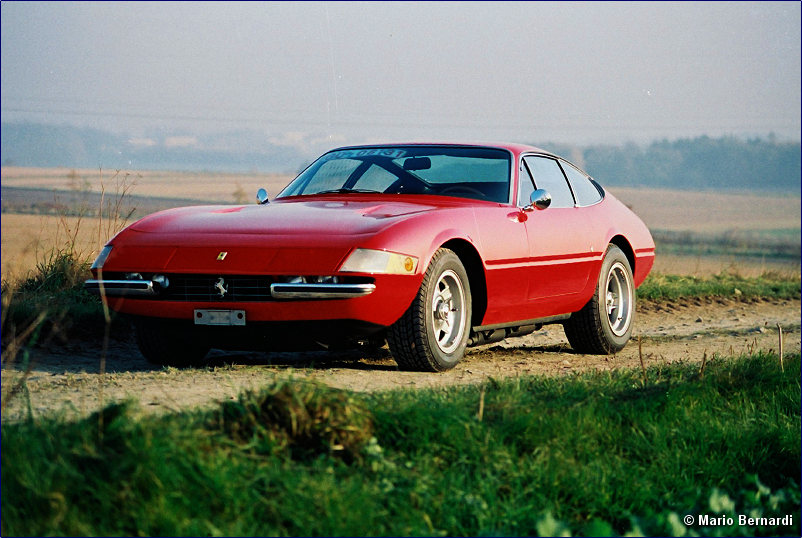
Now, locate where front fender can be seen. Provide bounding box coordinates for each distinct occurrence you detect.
[355,208,482,275]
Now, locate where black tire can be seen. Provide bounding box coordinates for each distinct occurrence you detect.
[388,248,472,372]
[563,244,635,354]
[134,319,210,367]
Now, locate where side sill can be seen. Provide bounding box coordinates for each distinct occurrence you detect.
[472,313,571,333]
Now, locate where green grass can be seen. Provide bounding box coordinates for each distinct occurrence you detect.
[3,354,799,536]
[1,250,110,349]
[638,271,801,301]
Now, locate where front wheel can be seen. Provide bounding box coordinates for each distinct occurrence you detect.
[388,249,472,372]
[564,244,635,354]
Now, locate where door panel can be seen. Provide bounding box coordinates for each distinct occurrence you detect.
[520,155,596,315]
[472,205,531,325]
[524,208,595,301]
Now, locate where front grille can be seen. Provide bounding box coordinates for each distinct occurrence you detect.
[97,273,375,302]
[165,275,274,302]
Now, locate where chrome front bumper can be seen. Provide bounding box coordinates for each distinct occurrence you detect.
[84,279,156,296]
[84,279,376,299]
[270,283,376,299]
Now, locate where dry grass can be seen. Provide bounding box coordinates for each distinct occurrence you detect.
[1,214,102,282]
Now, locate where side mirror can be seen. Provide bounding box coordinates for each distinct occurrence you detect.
[256,188,269,205]
[524,189,551,211]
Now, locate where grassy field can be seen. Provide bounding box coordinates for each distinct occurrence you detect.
[651,253,799,278]
[2,353,799,536]
[2,168,799,232]
[607,186,801,233]
[3,168,799,224]
[0,166,293,204]
[2,165,800,280]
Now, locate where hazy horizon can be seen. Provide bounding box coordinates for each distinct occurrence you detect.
[2,1,800,153]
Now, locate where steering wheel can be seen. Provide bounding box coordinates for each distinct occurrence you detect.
[439,185,488,199]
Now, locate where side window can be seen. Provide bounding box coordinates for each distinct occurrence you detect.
[517,160,536,207]
[523,156,575,208]
[560,160,602,206]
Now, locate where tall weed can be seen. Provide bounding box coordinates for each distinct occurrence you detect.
[1,169,137,409]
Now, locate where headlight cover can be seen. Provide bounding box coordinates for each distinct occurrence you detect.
[339,248,418,275]
[91,245,113,270]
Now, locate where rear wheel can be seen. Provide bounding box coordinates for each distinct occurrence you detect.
[388,249,471,372]
[135,319,210,367]
[564,244,635,354]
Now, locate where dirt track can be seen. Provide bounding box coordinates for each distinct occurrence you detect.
[2,297,799,422]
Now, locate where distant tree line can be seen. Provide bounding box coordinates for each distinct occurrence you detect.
[540,135,800,192]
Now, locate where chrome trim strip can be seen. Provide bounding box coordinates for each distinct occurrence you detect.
[84,279,155,296]
[270,283,376,299]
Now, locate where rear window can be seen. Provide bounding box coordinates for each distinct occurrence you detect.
[560,160,603,206]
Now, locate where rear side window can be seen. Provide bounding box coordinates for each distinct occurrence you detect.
[523,156,575,208]
[560,160,602,206]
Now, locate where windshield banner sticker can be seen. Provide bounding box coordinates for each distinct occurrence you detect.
[332,148,408,160]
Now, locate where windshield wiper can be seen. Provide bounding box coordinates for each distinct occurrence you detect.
[315,188,382,195]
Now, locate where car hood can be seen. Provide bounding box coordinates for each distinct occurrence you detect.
[129,198,439,236]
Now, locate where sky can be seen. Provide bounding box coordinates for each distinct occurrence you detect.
[2,1,800,150]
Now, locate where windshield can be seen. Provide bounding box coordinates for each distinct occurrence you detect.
[277,146,512,203]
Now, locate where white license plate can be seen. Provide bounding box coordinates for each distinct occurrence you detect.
[194,309,246,326]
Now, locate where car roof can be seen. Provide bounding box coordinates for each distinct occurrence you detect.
[330,141,557,158]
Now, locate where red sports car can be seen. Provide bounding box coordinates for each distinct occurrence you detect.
[86,143,655,371]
